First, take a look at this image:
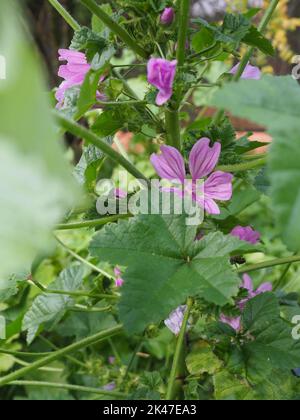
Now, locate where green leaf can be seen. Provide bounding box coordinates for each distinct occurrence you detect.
[241,294,300,376]
[0,0,78,279]
[77,69,104,116]
[214,370,257,400]
[186,342,222,375]
[211,76,300,250]
[90,213,244,333]
[70,26,107,62]
[92,110,124,137]
[243,26,275,56]
[74,140,112,192]
[191,28,215,53]
[22,265,85,344]
[242,293,280,333]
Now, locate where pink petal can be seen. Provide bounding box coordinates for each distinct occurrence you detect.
[230,62,261,80]
[58,49,87,64]
[220,314,241,332]
[151,145,186,182]
[231,225,261,245]
[189,138,221,180]
[204,171,233,201]
[156,89,173,106]
[255,282,273,295]
[241,274,254,293]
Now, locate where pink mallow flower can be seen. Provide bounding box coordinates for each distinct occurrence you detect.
[230,225,261,245]
[160,7,175,26]
[230,62,261,80]
[114,266,124,288]
[220,274,272,331]
[56,49,90,107]
[147,58,177,106]
[238,273,273,310]
[164,305,187,335]
[114,188,127,199]
[56,49,105,108]
[150,138,233,215]
[219,314,241,332]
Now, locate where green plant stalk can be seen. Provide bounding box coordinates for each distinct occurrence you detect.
[30,281,118,300]
[54,112,150,186]
[48,0,80,31]
[38,336,87,369]
[213,0,280,124]
[96,99,148,106]
[166,297,193,400]
[55,214,131,230]
[80,0,149,59]
[165,109,181,149]
[54,234,115,280]
[238,255,300,274]
[217,157,267,173]
[176,0,191,67]
[7,381,126,399]
[0,349,51,358]
[0,325,123,387]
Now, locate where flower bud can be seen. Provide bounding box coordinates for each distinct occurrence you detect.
[160,7,175,26]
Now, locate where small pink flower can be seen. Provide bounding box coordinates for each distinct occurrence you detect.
[160,7,175,26]
[108,356,115,365]
[151,138,233,215]
[230,226,261,245]
[114,188,127,199]
[56,49,105,108]
[220,314,241,332]
[102,382,116,391]
[238,273,272,310]
[230,62,261,80]
[114,266,124,288]
[147,58,177,106]
[164,305,187,335]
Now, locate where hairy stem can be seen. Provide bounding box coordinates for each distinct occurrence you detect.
[0,325,123,387]
[80,0,149,59]
[54,112,150,186]
[165,109,181,149]
[166,297,193,400]
[217,157,267,173]
[55,214,131,230]
[176,0,191,66]
[48,0,80,31]
[7,381,126,399]
[238,255,300,274]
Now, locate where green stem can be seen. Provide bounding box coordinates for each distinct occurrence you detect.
[54,234,115,280]
[165,109,181,149]
[166,297,193,400]
[0,350,51,358]
[217,157,267,173]
[0,325,123,387]
[97,100,147,106]
[55,214,131,230]
[238,255,300,274]
[80,0,149,59]
[38,336,87,369]
[69,304,111,313]
[30,282,118,300]
[176,0,191,66]
[54,112,150,186]
[48,0,80,31]
[7,381,126,399]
